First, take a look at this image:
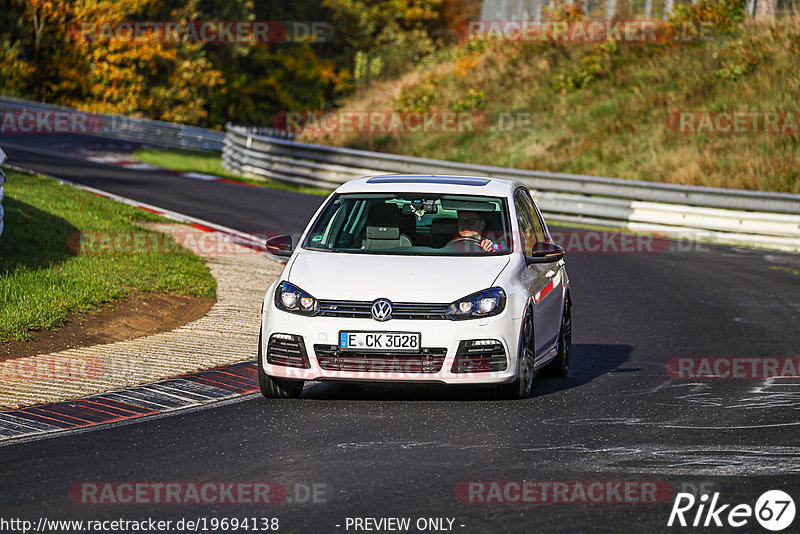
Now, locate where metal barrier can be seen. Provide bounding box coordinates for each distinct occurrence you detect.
[480,0,784,22]
[0,96,224,151]
[0,94,796,250]
[223,124,800,252]
[0,147,5,240]
[228,124,297,141]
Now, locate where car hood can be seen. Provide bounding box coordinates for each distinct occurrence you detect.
[288,250,511,303]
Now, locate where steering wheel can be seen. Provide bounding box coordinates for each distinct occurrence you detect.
[447,236,483,251]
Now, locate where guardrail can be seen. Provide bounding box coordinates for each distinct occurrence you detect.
[481,0,780,23]
[228,125,297,141]
[223,124,800,252]
[0,147,6,240]
[0,96,224,151]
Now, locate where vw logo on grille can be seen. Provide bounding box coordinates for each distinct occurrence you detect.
[371,299,393,321]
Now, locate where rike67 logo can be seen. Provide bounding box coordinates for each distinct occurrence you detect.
[668,490,796,531]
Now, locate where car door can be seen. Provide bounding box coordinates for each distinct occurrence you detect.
[527,192,566,321]
[514,190,554,359]
[515,189,562,358]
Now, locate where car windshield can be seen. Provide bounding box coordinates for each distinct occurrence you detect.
[303,193,512,255]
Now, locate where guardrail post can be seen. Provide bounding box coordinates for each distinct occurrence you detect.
[0,147,6,241]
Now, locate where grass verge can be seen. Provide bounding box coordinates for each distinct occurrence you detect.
[0,171,216,342]
[133,148,329,197]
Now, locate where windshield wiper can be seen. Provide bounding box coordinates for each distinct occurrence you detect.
[312,247,346,253]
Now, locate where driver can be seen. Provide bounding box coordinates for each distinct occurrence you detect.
[452,210,497,252]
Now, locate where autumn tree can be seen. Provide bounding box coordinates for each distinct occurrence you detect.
[322,0,469,82]
[0,0,470,127]
[1,0,223,124]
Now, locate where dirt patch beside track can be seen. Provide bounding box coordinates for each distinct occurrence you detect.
[0,292,215,361]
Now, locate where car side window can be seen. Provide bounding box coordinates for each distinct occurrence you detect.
[514,192,536,253]
[520,190,546,242]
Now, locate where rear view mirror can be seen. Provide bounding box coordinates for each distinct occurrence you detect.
[402,200,439,216]
[266,235,294,258]
[526,242,564,264]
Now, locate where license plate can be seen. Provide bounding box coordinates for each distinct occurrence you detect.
[339,331,421,352]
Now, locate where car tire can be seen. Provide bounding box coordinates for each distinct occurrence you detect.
[257,329,305,399]
[498,307,535,399]
[542,296,571,378]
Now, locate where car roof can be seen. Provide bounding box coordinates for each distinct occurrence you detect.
[334,174,524,197]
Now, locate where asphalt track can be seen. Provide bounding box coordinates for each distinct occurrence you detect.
[2,133,800,533]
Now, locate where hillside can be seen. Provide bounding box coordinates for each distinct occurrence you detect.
[298,6,800,193]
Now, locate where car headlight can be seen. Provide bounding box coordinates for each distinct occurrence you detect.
[446,287,506,320]
[275,281,319,315]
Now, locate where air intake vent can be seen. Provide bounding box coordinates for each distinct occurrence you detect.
[267,334,310,369]
[451,340,507,373]
[314,345,446,374]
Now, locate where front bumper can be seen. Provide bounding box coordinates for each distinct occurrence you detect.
[260,301,522,385]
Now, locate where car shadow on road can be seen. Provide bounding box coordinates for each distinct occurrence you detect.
[532,343,635,398]
[0,196,79,273]
[295,343,634,401]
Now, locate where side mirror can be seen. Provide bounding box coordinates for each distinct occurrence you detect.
[266,235,294,258]
[526,241,564,264]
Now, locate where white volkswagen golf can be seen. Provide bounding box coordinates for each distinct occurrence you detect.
[259,175,571,399]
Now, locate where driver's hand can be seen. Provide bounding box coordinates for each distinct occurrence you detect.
[480,239,496,252]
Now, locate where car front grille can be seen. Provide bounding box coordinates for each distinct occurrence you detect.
[267,334,310,369]
[317,300,449,320]
[314,345,447,374]
[451,340,507,373]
